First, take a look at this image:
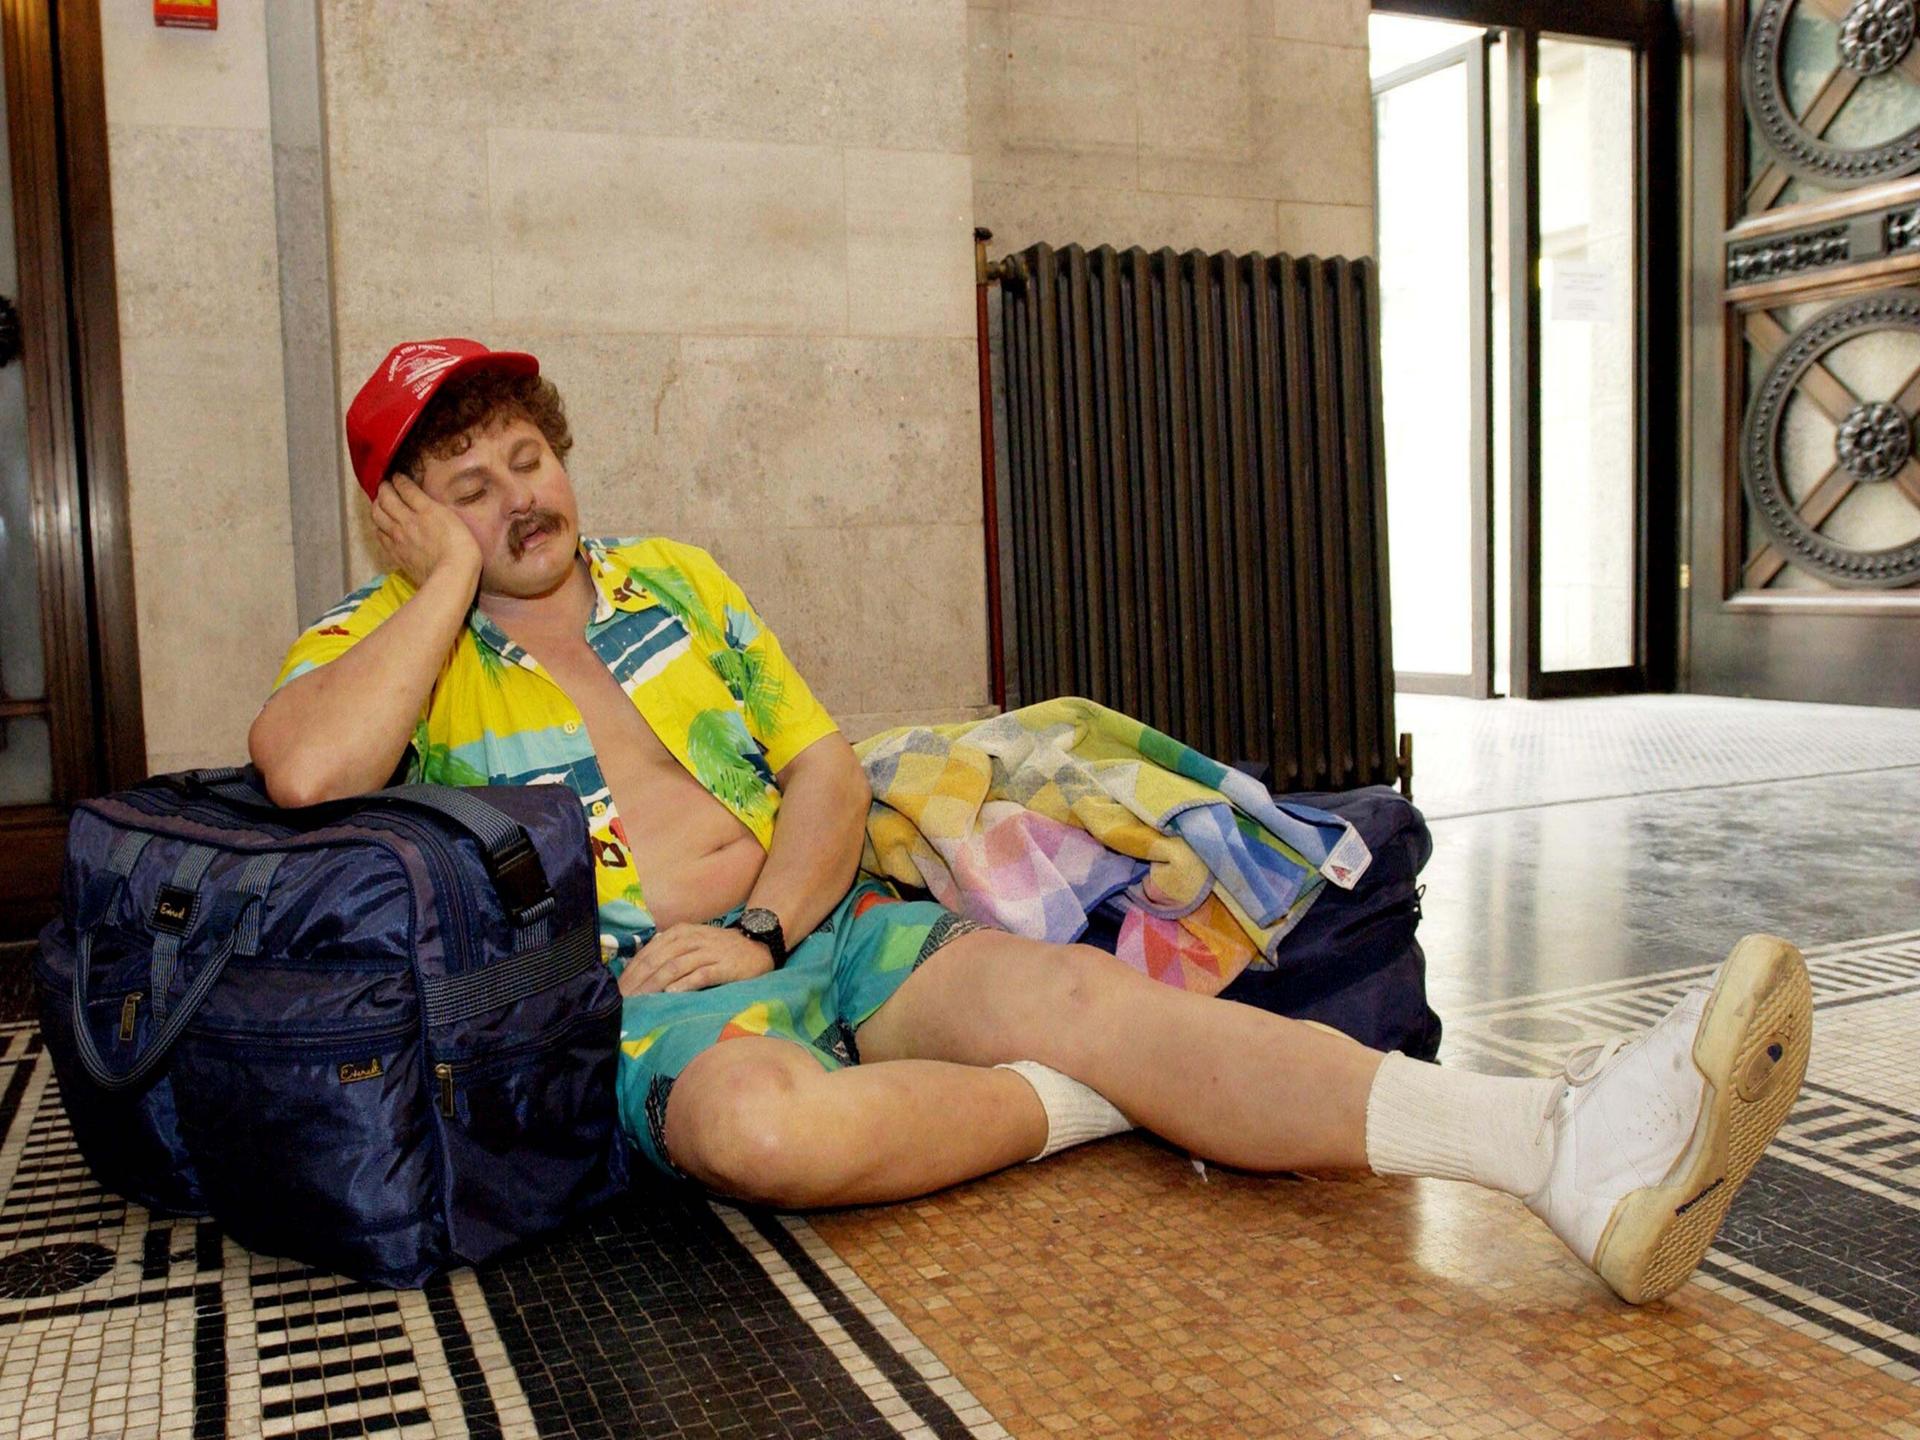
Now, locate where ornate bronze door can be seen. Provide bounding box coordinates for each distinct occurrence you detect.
[1688,0,1920,704]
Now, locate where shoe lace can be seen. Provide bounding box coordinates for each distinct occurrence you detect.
[1541,1036,1628,1121]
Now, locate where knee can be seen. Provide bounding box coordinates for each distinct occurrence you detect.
[1052,943,1113,1012]
[663,1048,830,1207]
[1020,943,1130,1073]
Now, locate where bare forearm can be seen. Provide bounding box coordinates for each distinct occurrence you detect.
[747,742,870,943]
[249,561,479,806]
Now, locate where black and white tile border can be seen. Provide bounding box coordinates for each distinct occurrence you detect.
[0,1022,1007,1440]
[714,1208,1005,1440]
[1445,927,1920,1384]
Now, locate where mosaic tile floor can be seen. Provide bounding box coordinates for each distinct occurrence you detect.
[0,1039,1005,1440]
[2,695,1918,1437]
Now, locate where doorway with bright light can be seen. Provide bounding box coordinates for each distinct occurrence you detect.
[1370,2,1678,699]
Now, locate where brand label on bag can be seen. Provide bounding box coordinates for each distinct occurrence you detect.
[338,1058,384,1085]
[151,886,196,934]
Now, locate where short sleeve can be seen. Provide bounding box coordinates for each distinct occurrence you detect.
[671,544,840,775]
[271,573,415,693]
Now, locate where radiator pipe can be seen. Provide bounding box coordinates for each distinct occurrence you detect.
[974,226,1008,713]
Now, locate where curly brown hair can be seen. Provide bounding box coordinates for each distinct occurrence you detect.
[390,368,573,483]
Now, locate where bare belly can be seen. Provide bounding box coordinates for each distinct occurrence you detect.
[614,759,767,929]
[503,628,768,929]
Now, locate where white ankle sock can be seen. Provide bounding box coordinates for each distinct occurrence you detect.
[1364,1051,1560,1197]
[995,1061,1133,1161]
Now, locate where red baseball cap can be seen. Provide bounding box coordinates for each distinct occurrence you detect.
[345,338,540,500]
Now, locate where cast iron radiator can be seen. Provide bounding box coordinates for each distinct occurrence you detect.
[993,243,1398,793]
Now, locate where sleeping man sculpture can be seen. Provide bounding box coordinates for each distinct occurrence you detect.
[249,338,1813,1306]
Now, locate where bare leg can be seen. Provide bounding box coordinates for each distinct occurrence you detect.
[857,929,1386,1172]
[665,929,1384,1208]
[662,1034,1047,1207]
[668,926,1815,1311]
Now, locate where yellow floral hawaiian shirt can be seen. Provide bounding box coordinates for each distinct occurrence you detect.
[273,536,839,960]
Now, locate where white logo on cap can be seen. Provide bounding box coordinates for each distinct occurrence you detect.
[386,343,465,399]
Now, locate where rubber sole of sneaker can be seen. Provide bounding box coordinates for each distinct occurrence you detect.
[1588,933,1813,1305]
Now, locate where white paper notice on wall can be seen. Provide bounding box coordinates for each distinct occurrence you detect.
[1549,261,1618,324]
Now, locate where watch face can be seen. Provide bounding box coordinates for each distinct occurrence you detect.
[741,909,780,941]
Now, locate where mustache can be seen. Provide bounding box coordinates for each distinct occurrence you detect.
[507,510,565,559]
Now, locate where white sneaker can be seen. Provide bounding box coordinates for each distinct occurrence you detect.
[1524,934,1813,1305]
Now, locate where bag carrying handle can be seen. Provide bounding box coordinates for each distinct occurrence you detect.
[69,850,285,1093]
[164,766,555,929]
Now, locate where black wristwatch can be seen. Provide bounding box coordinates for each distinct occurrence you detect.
[729,907,789,967]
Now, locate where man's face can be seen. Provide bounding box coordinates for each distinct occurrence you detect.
[415,415,580,600]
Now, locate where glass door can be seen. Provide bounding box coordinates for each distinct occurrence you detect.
[1537,37,1640,681]
[1371,2,1677,700]
[1374,26,1494,696]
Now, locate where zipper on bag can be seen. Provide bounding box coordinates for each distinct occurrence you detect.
[189,1021,415,1059]
[359,813,478,972]
[119,992,140,1043]
[430,999,619,1123]
[440,1000,621,1075]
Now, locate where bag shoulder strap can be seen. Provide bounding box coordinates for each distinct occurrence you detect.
[166,768,555,928]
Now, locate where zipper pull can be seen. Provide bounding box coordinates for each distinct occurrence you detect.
[435,1062,456,1118]
[119,993,141,1043]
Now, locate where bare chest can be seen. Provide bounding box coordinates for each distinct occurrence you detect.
[494,627,763,925]
[527,637,673,770]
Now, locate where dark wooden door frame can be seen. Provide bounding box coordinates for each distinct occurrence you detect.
[0,0,145,938]
[1373,37,1496,699]
[51,0,144,789]
[1372,0,1683,699]
[1373,0,1662,45]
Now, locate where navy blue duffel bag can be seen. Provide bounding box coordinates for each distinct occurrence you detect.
[1079,783,1441,1059]
[1216,785,1441,1060]
[34,766,628,1287]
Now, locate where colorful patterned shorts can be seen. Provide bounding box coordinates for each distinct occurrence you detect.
[612,877,986,1180]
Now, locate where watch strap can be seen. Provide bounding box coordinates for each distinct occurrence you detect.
[730,907,788,967]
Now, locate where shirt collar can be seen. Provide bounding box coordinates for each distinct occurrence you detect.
[582,536,658,624]
[466,538,659,661]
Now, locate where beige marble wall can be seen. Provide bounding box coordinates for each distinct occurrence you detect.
[319,0,994,741]
[970,0,1376,259]
[97,0,1378,762]
[98,3,298,774]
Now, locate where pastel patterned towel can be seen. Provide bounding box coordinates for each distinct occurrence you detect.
[852,698,1372,995]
